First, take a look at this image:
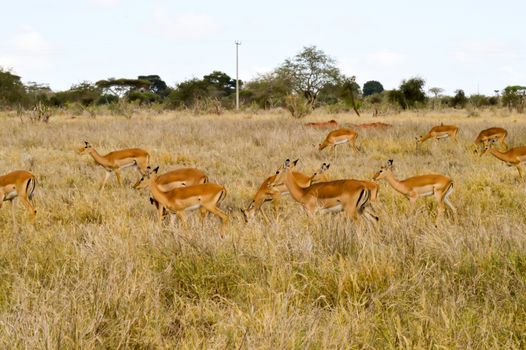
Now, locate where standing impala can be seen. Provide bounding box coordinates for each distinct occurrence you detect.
[77,141,149,192]
[319,128,359,156]
[373,159,455,218]
[474,127,508,154]
[0,170,37,224]
[241,163,330,223]
[268,159,375,221]
[147,166,229,233]
[416,123,459,146]
[134,167,209,219]
[482,143,526,182]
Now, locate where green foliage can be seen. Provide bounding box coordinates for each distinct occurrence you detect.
[96,78,151,97]
[0,68,29,108]
[242,73,291,109]
[387,89,407,109]
[50,82,102,107]
[127,91,162,105]
[502,85,526,112]
[165,78,209,109]
[138,75,168,96]
[203,71,238,96]
[284,94,311,118]
[399,77,427,108]
[276,46,342,109]
[363,80,384,97]
[451,89,468,109]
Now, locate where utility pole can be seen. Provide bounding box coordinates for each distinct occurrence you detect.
[235,41,241,110]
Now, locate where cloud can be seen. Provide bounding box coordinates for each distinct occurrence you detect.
[0,28,54,77]
[454,40,519,64]
[9,28,52,54]
[367,50,407,66]
[147,7,220,41]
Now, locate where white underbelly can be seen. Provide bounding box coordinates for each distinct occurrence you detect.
[419,191,434,197]
[280,191,290,196]
[185,204,201,211]
[120,161,137,169]
[334,139,349,145]
[4,190,17,201]
[319,204,344,213]
[436,134,449,139]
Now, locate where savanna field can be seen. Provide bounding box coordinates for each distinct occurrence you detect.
[1,109,526,349]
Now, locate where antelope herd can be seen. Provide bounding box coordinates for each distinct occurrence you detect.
[1,122,524,233]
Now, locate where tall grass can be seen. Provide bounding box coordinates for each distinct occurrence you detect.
[0,109,525,348]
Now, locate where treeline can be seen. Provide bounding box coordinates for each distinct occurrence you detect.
[1,46,525,118]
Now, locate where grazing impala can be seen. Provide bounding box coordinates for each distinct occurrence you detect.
[474,127,508,154]
[241,163,331,223]
[304,119,338,128]
[0,170,37,224]
[319,128,359,156]
[482,143,526,182]
[373,160,455,218]
[416,123,459,146]
[147,166,228,233]
[268,159,375,221]
[77,141,149,191]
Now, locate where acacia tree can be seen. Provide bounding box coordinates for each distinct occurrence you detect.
[428,87,443,109]
[363,80,384,97]
[276,46,342,111]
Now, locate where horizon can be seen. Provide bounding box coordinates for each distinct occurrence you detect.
[1,0,524,96]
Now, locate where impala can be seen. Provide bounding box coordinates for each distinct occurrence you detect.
[134,167,208,218]
[474,127,508,154]
[241,163,330,223]
[0,170,37,224]
[416,123,459,146]
[482,143,526,182]
[77,141,149,191]
[268,159,375,221]
[147,166,228,232]
[373,160,455,218]
[319,128,359,156]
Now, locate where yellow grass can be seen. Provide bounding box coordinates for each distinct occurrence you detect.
[1,109,526,348]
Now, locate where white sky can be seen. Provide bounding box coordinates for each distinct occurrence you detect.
[1,0,524,95]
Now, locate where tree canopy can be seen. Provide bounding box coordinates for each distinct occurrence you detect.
[363,80,384,97]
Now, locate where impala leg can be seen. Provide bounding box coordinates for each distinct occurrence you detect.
[350,138,359,153]
[18,192,36,223]
[100,171,111,192]
[205,205,229,236]
[157,204,165,225]
[516,165,524,183]
[408,194,418,216]
[10,200,17,229]
[175,211,188,230]
[199,207,208,223]
[271,192,281,221]
[114,169,123,187]
[434,191,446,221]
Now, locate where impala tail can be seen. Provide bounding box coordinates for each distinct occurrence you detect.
[27,177,37,200]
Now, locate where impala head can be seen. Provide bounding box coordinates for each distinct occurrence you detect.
[480,140,496,157]
[312,162,330,177]
[415,136,423,145]
[77,141,93,154]
[268,159,299,189]
[373,159,394,181]
[241,201,256,223]
[133,173,150,190]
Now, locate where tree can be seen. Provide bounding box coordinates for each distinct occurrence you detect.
[399,77,426,108]
[243,73,292,109]
[138,75,168,96]
[0,68,29,108]
[428,87,443,109]
[96,78,151,97]
[50,82,102,107]
[166,78,209,109]
[203,71,237,96]
[502,85,526,112]
[363,80,384,97]
[276,46,342,110]
[451,89,468,109]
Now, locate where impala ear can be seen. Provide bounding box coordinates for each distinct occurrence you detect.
[153,166,159,173]
[387,159,393,167]
[284,159,291,167]
[84,141,90,147]
[325,163,330,169]
[292,159,299,166]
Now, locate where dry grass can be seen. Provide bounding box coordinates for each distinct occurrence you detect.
[1,109,526,348]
